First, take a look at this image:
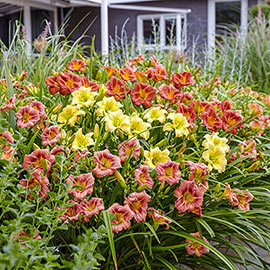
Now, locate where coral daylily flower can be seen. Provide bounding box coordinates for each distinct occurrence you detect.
[20,170,50,201]
[155,161,181,186]
[16,105,40,128]
[174,180,204,215]
[200,107,223,132]
[59,200,81,222]
[71,128,94,151]
[103,66,117,79]
[135,70,149,83]
[163,113,189,137]
[185,232,209,257]
[124,191,151,222]
[57,72,82,95]
[148,208,172,229]
[41,126,60,146]
[67,59,86,72]
[79,198,104,222]
[108,203,133,233]
[172,71,194,90]
[71,86,98,107]
[80,77,100,91]
[134,165,154,189]
[130,82,157,108]
[66,173,95,201]
[120,66,137,82]
[45,75,60,95]
[30,101,46,120]
[222,110,243,134]
[144,147,170,168]
[118,138,142,162]
[96,96,123,116]
[159,83,182,104]
[148,64,168,81]
[92,149,122,178]
[23,149,55,174]
[176,103,197,124]
[106,76,130,100]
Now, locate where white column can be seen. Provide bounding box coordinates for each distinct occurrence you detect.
[207,0,215,55]
[24,3,32,54]
[54,7,58,34]
[241,0,248,34]
[101,0,109,56]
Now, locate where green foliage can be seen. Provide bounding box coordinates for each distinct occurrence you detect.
[249,4,270,19]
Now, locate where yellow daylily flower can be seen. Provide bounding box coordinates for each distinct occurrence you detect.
[71,86,98,107]
[71,128,94,151]
[163,113,189,137]
[202,133,230,153]
[144,147,170,168]
[96,96,123,116]
[143,107,167,123]
[129,114,151,140]
[58,105,85,127]
[104,110,130,134]
[202,145,227,173]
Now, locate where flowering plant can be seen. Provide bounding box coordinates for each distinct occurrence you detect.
[0,54,269,270]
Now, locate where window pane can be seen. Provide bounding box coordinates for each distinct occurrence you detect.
[143,18,159,44]
[216,1,241,35]
[165,17,176,46]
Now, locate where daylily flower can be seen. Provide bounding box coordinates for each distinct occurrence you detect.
[202,133,230,153]
[92,149,121,178]
[130,82,156,108]
[96,96,123,116]
[200,107,223,132]
[71,86,98,107]
[221,100,233,111]
[79,198,104,222]
[134,165,154,189]
[67,59,86,72]
[16,105,40,128]
[239,139,257,160]
[58,105,85,127]
[66,173,95,201]
[174,180,204,216]
[108,203,133,233]
[124,191,151,222]
[155,161,181,186]
[106,76,130,100]
[20,170,50,201]
[129,114,151,140]
[41,126,60,146]
[104,110,130,134]
[250,119,265,135]
[59,200,81,222]
[71,128,94,151]
[118,138,141,162]
[176,103,197,124]
[30,101,46,120]
[180,92,194,105]
[103,66,117,79]
[185,232,209,257]
[56,72,82,95]
[73,149,91,164]
[45,75,60,95]
[135,70,149,83]
[148,64,168,81]
[148,208,172,229]
[80,78,100,91]
[187,162,209,192]
[163,113,189,137]
[159,84,182,104]
[144,147,170,168]
[1,148,15,161]
[0,96,16,111]
[222,110,243,134]
[143,107,167,123]
[172,71,194,89]
[248,103,263,117]
[129,54,144,66]
[120,66,136,82]
[236,190,254,211]
[23,149,55,174]
[0,131,14,149]
[202,145,227,173]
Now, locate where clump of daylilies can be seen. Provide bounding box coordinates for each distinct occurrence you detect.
[0,54,269,261]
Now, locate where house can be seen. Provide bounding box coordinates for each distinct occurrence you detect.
[0,0,263,55]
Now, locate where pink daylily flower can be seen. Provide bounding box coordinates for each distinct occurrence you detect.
[41,126,60,146]
[79,198,104,222]
[134,165,154,189]
[155,161,181,186]
[118,139,142,162]
[185,232,209,257]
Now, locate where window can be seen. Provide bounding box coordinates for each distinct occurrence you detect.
[137,13,187,51]
[208,0,248,50]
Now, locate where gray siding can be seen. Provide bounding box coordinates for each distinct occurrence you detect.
[65,0,258,53]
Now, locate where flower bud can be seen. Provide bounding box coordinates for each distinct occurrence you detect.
[137,184,147,192]
[247,161,261,172]
[114,170,127,189]
[158,181,165,192]
[94,124,99,139]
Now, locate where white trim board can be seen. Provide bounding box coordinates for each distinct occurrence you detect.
[207,0,248,52]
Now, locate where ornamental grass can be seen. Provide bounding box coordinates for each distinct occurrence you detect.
[0,49,269,270]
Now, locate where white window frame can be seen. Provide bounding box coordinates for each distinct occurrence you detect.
[137,13,187,51]
[208,0,248,52]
